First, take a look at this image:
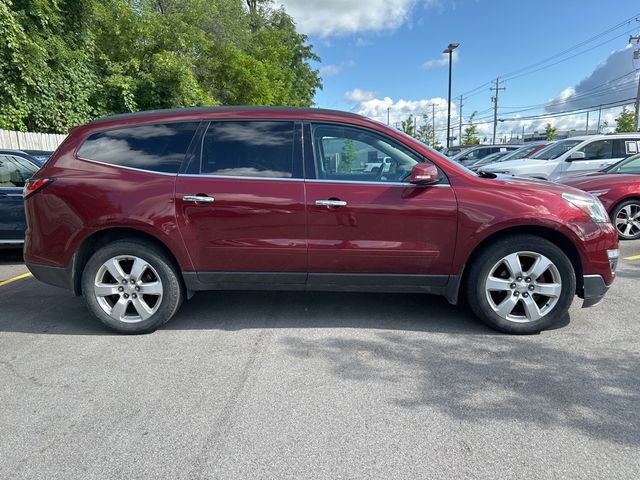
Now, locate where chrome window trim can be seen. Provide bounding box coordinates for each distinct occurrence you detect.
[0,239,24,244]
[75,156,179,176]
[305,179,451,187]
[177,173,303,182]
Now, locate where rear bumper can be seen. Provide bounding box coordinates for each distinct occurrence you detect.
[581,274,610,308]
[26,261,74,291]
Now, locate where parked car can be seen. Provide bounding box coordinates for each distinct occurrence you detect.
[443,145,471,157]
[24,107,618,335]
[451,144,521,165]
[469,142,551,171]
[479,134,640,181]
[0,150,41,246]
[364,156,392,173]
[23,150,54,165]
[558,153,640,240]
[467,151,511,171]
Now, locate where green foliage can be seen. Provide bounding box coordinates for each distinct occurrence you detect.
[462,112,480,145]
[614,107,638,133]
[339,139,357,173]
[400,115,416,137]
[545,123,557,141]
[0,0,322,133]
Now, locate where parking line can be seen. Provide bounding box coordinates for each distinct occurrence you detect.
[0,272,32,287]
[625,255,640,261]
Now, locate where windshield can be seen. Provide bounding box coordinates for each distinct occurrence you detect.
[604,154,640,174]
[501,143,544,161]
[532,139,582,160]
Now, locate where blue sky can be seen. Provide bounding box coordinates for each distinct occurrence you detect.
[279,0,640,142]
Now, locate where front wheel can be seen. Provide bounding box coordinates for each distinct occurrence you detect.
[611,200,640,240]
[81,240,184,334]
[466,235,576,334]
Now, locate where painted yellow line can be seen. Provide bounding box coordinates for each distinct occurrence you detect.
[625,255,640,261]
[0,272,32,287]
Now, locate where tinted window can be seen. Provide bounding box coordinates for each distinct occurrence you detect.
[311,124,421,183]
[607,154,640,173]
[579,140,614,160]
[0,155,38,187]
[200,121,295,178]
[77,122,198,173]
[534,139,582,160]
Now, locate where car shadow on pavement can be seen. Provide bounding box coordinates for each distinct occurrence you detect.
[279,327,640,448]
[0,280,561,336]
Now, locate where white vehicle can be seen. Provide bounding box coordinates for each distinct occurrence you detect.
[479,134,640,181]
[364,156,392,173]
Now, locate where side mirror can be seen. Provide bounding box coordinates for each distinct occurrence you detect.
[409,163,441,185]
[568,151,586,161]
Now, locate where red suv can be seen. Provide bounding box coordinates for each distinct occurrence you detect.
[23,107,619,334]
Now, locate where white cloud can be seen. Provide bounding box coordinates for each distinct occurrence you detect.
[343,88,376,103]
[545,46,639,113]
[343,91,626,146]
[355,37,374,47]
[277,0,440,37]
[320,64,342,76]
[422,50,459,69]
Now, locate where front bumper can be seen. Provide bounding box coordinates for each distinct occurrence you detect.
[582,275,610,308]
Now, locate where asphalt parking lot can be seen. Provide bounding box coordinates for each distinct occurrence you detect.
[1,242,639,479]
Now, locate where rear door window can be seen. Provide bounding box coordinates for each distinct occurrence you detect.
[200,121,296,178]
[0,155,38,187]
[579,140,614,160]
[77,122,199,173]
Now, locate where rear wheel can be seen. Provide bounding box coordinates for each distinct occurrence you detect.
[81,240,183,333]
[611,200,640,240]
[466,235,576,334]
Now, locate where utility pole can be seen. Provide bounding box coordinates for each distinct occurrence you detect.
[521,125,525,144]
[458,95,464,146]
[387,107,390,126]
[597,105,602,134]
[432,103,436,146]
[631,34,640,130]
[585,111,590,134]
[491,77,505,144]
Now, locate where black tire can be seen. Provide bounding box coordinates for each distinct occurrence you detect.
[465,234,576,334]
[611,199,640,240]
[81,240,184,334]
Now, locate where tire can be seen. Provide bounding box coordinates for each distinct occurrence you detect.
[81,240,184,334]
[465,234,576,334]
[611,199,640,240]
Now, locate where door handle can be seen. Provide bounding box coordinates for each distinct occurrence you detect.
[183,195,215,203]
[315,199,347,207]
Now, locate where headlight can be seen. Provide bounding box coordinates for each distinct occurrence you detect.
[562,193,609,223]
[588,189,610,198]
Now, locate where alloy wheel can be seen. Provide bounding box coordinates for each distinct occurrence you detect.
[615,203,640,239]
[94,255,163,323]
[485,251,562,323]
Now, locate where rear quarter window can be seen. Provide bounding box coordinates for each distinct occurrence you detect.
[77,122,199,173]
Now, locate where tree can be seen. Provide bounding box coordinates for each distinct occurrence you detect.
[614,107,638,133]
[400,115,417,137]
[545,123,557,141]
[339,139,357,173]
[462,112,480,145]
[0,0,322,133]
[416,114,434,144]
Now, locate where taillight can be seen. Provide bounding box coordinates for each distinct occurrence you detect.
[23,178,53,199]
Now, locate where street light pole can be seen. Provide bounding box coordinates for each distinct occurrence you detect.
[443,43,459,149]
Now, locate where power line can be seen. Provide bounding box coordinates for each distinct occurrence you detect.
[455,12,640,99]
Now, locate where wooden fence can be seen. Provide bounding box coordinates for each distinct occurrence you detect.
[0,129,67,151]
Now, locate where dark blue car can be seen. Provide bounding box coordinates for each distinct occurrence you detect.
[0,150,41,247]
